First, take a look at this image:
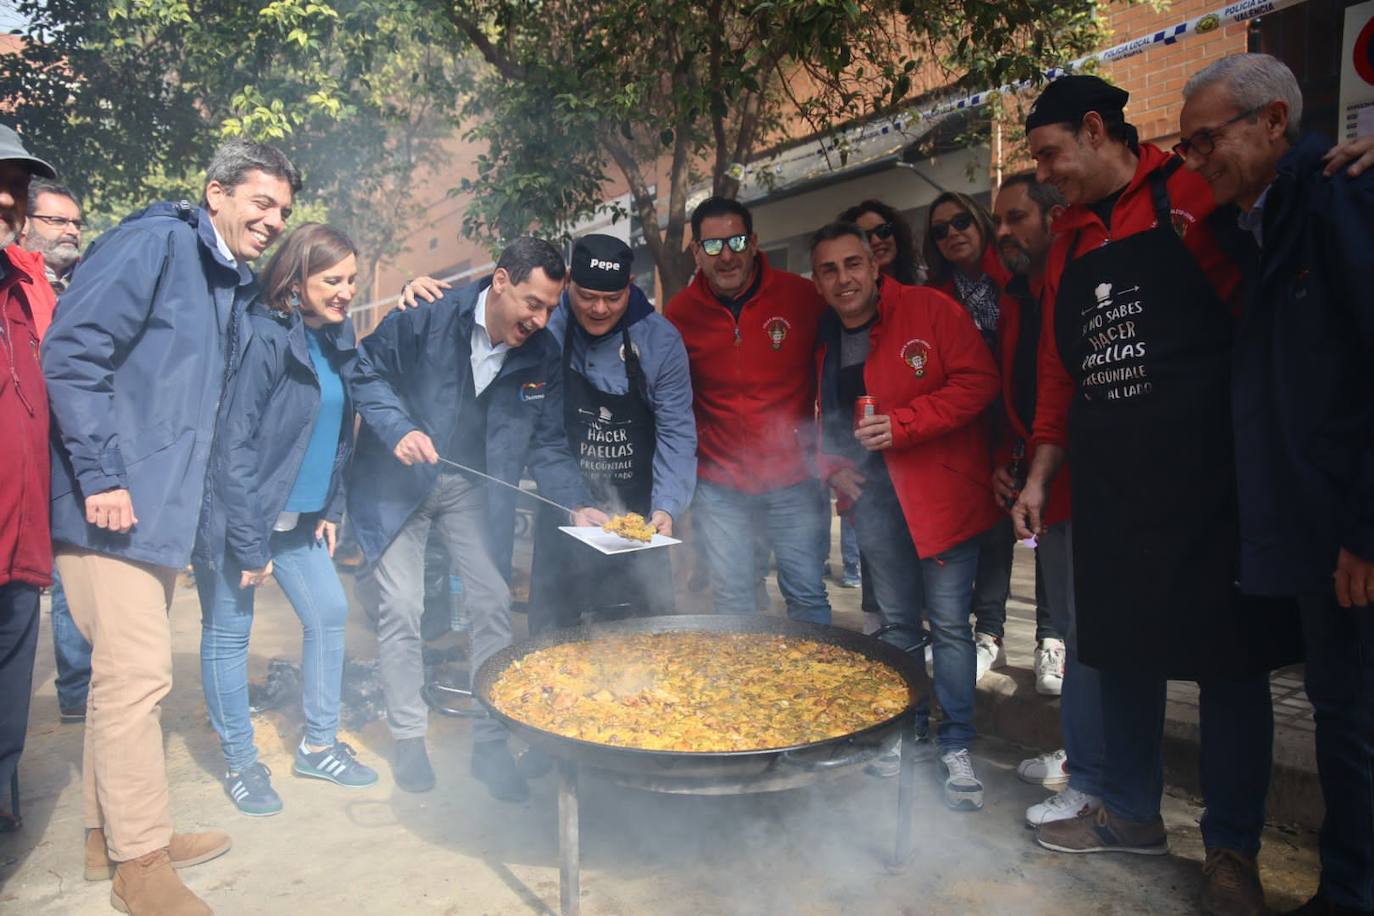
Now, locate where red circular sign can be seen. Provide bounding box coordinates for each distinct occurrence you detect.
[1356,16,1374,86]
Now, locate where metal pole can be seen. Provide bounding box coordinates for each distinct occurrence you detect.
[558,760,581,916]
[892,716,916,867]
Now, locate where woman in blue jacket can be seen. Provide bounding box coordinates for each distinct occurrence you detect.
[193,223,377,815]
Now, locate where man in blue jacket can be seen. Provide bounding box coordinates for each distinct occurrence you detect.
[42,138,300,916]
[348,236,601,803]
[1179,53,1374,916]
[527,234,696,632]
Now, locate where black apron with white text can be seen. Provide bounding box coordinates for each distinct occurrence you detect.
[528,321,673,632]
[1054,161,1297,679]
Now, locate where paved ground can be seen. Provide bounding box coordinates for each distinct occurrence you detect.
[0,524,1324,915]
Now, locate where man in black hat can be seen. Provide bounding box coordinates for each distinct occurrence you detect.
[1009,74,1299,913]
[527,233,696,633]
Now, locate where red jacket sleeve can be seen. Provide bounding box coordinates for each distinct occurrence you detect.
[890,296,1000,449]
[1031,235,1075,449]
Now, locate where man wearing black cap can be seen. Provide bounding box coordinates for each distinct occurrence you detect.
[1008,74,1298,911]
[523,233,697,632]
[0,123,58,835]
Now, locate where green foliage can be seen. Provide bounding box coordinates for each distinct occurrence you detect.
[444,0,1110,297]
[0,0,466,289]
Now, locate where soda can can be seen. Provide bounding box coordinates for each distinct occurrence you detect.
[854,395,878,428]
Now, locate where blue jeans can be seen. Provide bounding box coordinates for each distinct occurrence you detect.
[852,474,979,751]
[1300,592,1374,910]
[971,517,1013,639]
[49,570,93,710]
[194,523,349,773]
[840,511,860,580]
[0,582,40,799]
[1037,523,1104,797]
[1099,667,1272,854]
[694,479,831,625]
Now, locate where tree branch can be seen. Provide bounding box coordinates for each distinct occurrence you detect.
[442,7,526,81]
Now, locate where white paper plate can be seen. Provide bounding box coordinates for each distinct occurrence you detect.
[558,526,681,555]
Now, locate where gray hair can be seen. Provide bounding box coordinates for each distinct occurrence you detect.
[202,138,302,200]
[26,179,79,214]
[808,220,874,258]
[1184,53,1302,143]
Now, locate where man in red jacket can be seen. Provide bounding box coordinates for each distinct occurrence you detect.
[992,174,1108,831]
[812,221,1000,810]
[1009,75,1297,913]
[0,123,58,833]
[664,197,831,624]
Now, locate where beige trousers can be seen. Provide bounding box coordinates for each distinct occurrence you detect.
[55,547,178,861]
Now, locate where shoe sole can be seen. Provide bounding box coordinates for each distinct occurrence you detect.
[84,838,233,882]
[1017,773,1070,789]
[292,763,380,789]
[1035,683,1063,697]
[1036,836,1168,855]
[945,794,984,811]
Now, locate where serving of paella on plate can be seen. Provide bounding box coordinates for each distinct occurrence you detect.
[487,631,910,752]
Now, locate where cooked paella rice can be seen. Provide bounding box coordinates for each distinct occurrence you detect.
[489,632,909,751]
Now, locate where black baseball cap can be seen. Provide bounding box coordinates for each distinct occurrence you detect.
[570,234,633,292]
[1025,75,1129,133]
[0,125,57,178]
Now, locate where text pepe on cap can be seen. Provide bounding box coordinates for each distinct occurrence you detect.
[571,234,633,292]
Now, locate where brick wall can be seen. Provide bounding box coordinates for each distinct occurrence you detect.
[1100,0,1251,145]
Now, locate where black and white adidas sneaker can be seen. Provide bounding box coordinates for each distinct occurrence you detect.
[292,741,378,788]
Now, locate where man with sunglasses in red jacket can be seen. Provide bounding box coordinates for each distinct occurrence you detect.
[665,197,831,625]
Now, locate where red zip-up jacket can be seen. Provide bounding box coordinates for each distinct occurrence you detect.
[1033,143,1236,449]
[998,274,1071,527]
[665,253,826,493]
[818,281,1002,558]
[0,245,52,588]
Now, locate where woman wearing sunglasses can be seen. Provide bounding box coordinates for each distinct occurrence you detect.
[922,191,1019,686]
[192,222,378,816]
[838,199,925,286]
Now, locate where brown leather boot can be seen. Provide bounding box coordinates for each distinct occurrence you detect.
[110,848,212,915]
[1200,847,1268,916]
[86,827,231,881]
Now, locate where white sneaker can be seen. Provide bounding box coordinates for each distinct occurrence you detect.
[1025,786,1102,827]
[974,632,1006,682]
[940,749,983,811]
[1017,748,1069,788]
[1034,638,1066,696]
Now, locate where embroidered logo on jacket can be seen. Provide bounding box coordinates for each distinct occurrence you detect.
[763,316,792,350]
[520,381,547,402]
[900,339,931,377]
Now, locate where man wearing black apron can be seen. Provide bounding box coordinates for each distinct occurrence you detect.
[1010,76,1297,915]
[528,234,697,633]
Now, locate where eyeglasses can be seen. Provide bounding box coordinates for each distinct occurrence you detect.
[1172,106,1262,160]
[697,234,750,256]
[865,222,895,242]
[929,211,974,242]
[29,214,84,231]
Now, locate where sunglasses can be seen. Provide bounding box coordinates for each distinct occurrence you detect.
[929,211,974,242]
[698,234,750,256]
[1172,106,1262,160]
[865,222,895,242]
